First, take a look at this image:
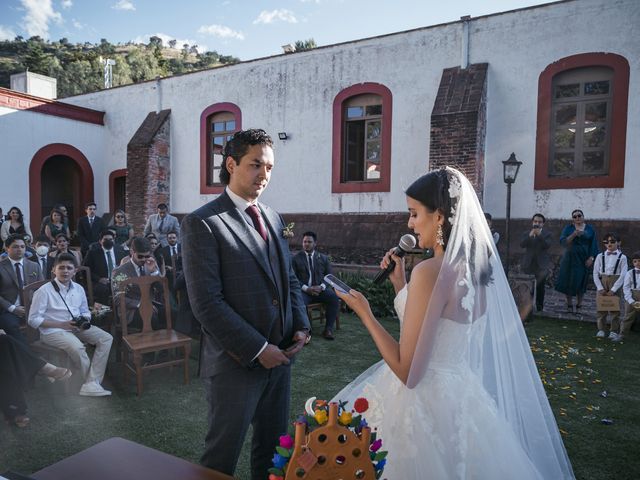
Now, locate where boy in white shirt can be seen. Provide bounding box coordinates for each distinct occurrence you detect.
[593,233,627,340]
[614,250,640,342]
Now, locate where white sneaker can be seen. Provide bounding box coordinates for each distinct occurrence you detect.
[608,331,618,339]
[79,381,112,397]
[611,333,623,343]
[596,330,606,338]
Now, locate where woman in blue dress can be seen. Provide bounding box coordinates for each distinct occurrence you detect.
[555,209,598,313]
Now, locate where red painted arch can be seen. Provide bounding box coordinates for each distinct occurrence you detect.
[534,52,629,190]
[29,143,94,234]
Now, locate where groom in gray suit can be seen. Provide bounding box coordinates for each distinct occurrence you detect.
[181,129,309,479]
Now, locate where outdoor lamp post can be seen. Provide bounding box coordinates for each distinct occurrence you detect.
[502,152,522,278]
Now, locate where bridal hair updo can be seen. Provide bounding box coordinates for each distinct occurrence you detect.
[405,169,456,250]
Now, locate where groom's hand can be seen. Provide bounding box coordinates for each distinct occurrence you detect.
[257,344,290,369]
[283,330,307,359]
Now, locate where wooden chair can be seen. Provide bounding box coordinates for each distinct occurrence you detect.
[117,276,192,396]
[74,265,95,307]
[306,303,341,330]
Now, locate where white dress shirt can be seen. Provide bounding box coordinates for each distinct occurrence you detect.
[593,250,628,292]
[28,279,91,334]
[623,269,640,305]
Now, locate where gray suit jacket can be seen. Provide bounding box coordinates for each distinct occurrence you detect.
[144,213,181,247]
[520,228,552,274]
[0,258,44,312]
[181,191,309,376]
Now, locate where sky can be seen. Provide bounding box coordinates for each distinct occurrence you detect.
[0,0,555,61]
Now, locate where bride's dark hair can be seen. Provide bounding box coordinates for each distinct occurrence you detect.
[406,168,492,286]
[405,169,455,250]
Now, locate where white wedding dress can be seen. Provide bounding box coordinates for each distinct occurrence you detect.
[333,286,544,480]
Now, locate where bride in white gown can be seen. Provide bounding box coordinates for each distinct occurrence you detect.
[332,168,574,479]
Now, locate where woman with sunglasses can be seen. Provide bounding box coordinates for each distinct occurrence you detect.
[555,209,598,313]
[109,210,134,247]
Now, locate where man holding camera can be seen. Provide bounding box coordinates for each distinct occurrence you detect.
[28,253,113,397]
[520,213,552,312]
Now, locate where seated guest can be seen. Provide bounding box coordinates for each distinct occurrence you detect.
[77,202,104,257]
[39,203,68,236]
[292,231,340,340]
[30,235,54,280]
[0,207,33,242]
[44,208,71,243]
[144,203,180,247]
[109,210,134,247]
[83,230,127,305]
[0,234,44,343]
[0,330,71,427]
[28,253,113,397]
[145,233,166,276]
[112,237,164,329]
[50,233,82,265]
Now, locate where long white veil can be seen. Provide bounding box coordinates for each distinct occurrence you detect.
[407,167,574,478]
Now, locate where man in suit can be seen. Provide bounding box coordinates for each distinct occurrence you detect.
[77,202,104,256]
[158,231,181,291]
[30,235,55,280]
[181,129,309,479]
[292,231,340,340]
[144,203,180,247]
[83,230,127,305]
[520,213,552,312]
[0,234,44,343]
[111,237,164,329]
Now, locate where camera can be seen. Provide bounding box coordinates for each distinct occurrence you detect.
[71,316,91,330]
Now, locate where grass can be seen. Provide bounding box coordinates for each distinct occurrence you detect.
[1,315,639,479]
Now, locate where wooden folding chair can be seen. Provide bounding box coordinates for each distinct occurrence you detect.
[306,303,341,330]
[117,275,192,396]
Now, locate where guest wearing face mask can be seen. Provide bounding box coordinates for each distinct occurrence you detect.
[82,230,127,305]
[29,236,54,280]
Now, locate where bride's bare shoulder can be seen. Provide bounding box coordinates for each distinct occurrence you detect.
[410,257,443,286]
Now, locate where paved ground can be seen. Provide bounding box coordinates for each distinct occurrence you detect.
[535,287,599,324]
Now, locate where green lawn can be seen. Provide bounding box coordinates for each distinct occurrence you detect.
[1,315,638,479]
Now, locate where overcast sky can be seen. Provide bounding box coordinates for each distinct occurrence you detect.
[1,0,556,61]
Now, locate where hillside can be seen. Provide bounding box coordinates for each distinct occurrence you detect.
[0,36,239,98]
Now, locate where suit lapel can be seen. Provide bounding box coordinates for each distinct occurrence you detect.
[216,194,272,280]
[261,206,290,301]
[1,260,19,289]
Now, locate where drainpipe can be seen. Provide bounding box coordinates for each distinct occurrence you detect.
[460,15,471,69]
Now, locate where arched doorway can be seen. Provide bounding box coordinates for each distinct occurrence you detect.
[29,144,94,236]
[109,169,127,213]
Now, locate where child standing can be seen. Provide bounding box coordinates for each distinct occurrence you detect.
[614,251,640,342]
[593,233,627,340]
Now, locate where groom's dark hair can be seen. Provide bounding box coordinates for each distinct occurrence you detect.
[219,129,274,185]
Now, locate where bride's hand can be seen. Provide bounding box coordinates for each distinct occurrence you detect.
[380,249,406,292]
[335,289,373,321]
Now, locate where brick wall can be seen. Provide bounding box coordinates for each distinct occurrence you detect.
[429,63,488,201]
[126,110,171,232]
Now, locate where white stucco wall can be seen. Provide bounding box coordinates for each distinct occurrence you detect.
[6,0,638,222]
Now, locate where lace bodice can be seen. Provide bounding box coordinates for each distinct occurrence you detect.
[394,285,472,370]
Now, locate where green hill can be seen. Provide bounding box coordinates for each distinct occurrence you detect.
[0,35,239,98]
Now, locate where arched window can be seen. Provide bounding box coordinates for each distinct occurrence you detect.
[200,102,241,194]
[535,53,629,189]
[332,83,392,193]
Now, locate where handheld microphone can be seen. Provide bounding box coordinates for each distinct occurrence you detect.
[372,234,417,285]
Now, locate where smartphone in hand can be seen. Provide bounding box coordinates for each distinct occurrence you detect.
[323,274,352,294]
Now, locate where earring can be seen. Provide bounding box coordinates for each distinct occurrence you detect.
[436,225,445,246]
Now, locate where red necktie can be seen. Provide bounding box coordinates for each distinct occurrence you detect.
[245,205,268,242]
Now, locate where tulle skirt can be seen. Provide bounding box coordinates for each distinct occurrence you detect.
[332,360,544,480]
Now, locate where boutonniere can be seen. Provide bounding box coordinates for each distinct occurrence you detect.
[112,273,128,284]
[30,271,37,278]
[282,222,295,239]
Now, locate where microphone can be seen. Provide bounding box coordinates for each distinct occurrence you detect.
[372,234,417,285]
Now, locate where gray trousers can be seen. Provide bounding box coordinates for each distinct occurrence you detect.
[201,364,291,480]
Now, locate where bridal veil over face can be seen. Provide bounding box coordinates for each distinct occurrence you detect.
[407,167,574,478]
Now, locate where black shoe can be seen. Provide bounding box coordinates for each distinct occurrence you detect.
[322,329,335,340]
